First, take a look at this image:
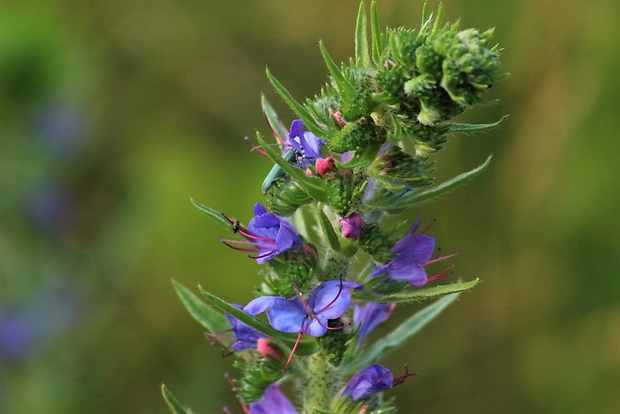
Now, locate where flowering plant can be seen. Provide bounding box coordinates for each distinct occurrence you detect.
[164,2,505,413]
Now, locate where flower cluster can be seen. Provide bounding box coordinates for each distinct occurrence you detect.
[166,2,504,413]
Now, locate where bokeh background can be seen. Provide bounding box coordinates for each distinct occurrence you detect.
[1,0,619,413]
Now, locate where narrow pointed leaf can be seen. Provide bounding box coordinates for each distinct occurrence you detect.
[370,0,384,65]
[261,94,289,141]
[367,279,479,303]
[190,198,230,229]
[367,155,492,210]
[341,292,461,374]
[431,4,444,36]
[421,1,432,29]
[319,41,355,100]
[255,132,327,201]
[355,2,370,67]
[317,204,342,254]
[266,68,325,137]
[447,115,508,133]
[161,384,193,414]
[172,280,230,333]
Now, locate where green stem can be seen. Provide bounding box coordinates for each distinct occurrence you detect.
[302,352,334,414]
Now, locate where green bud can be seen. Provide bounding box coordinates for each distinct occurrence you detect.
[317,321,352,367]
[328,118,386,154]
[264,246,317,296]
[268,179,313,217]
[233,356,284,404]
[441,28,502,106]
[368,145,433,192]
[355,221,394,264]
[324,169,356,216]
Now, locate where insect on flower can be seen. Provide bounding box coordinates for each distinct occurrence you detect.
[261,119,325,193]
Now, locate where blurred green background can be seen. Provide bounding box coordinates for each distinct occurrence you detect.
[1,0,619,413]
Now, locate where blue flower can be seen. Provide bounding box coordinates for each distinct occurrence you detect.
[353,302,394,348]
[369,218,437,286]
[221,203,303,264]
[285,120,325,167]
[243,279,363,337]
[249,383,296,414]
[225,304,266,351]
[342,364,393,401]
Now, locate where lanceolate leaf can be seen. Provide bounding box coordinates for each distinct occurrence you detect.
[341,292,461,374]
[172,280,230,334]
[161,384,193,414]
[367,155,492,211]
[319,41,355,101]
[266,68,325,137]
[370,279,479,303]
[317,204,342,254]
[190,198,230,229]
[355,2,370,67]
[261,94,289,141]
[447,115,508,133]
[370,0,384,65]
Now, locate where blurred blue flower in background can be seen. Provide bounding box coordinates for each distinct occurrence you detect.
[0,281,81,364]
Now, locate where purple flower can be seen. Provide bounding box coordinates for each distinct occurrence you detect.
[353,302,394,347]
[369,218,436,286]
[243,279,363,337]
[339,213,364,239]
[221,203,303,264]
[285,120,325,167]
[0,282,80,363]
[342,364,393,401]
[225,304,266,351]
[249,383,296,414]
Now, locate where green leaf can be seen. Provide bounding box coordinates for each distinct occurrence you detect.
[447,115,508,133]
[317,203,342,254]
[198,285,318,356]
[367,155,492,210]
[355,2,370,67]
[370,279,479,303]
[261,94,289,141]
[341,292,462,374]
[370,0,384,65]
[319,41,355,101]
[266,68,325,137]
[190,198,230,229]
[161,384,193,414]
[255,132,327,201]
[172,280,230,333]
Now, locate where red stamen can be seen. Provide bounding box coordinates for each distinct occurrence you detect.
[283,328,305,372]
[249,250,278,260]
[316,276,344,314]
[421,218,436,234]
[235,228,276,244]
[373,369,392,386]
[424,252,459,266]
[261,112,287,146]
[427,265,455,282]
[393,365,417,387]
[220,240,260,253]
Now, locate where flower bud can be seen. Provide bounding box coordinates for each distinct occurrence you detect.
[339,213,364,239]
[315,157,337,176]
